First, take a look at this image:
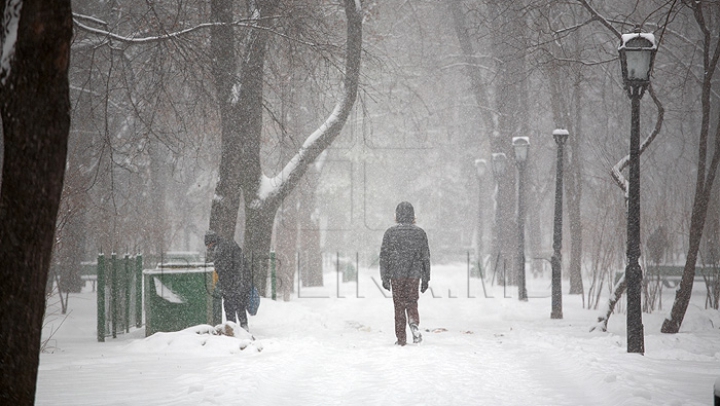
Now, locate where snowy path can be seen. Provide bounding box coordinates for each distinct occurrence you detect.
[36,265,720,405]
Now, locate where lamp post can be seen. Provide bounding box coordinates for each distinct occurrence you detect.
[475,159,488,274]
[551,129,569,319]
[491,153,507,283]
[513,137,529,301]
[618,30,657,355]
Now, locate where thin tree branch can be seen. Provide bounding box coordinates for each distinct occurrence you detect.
[576,0,622,39]
[72,13,317,47]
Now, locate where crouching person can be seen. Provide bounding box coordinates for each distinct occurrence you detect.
[205,231,251,331]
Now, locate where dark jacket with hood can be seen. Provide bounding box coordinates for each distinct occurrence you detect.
[209,237,250,298]
[380,202,431,284]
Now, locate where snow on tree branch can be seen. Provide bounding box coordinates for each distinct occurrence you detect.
[73,16,246,45]
[611,84,665,195]
[589,273,626,333]
[72,12,315,47]
[258,0,362,206]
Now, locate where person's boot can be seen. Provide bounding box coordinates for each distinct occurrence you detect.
[410,324,422,344]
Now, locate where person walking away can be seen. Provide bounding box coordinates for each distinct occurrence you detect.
[205,231,251,331]
[380,202,431,346]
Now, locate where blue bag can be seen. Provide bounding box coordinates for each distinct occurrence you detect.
[247,286,260,316]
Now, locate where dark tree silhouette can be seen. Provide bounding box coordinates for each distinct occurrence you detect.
[0,1,73,404]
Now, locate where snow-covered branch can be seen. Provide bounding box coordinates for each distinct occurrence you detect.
[551,57,616,67]
[72,12,315,47]
[73,17,247,45]
[73,12,107,27]
[610,157,630,196]
[257,0,362,207]
[611,84,665,195]
[589,273,625,333]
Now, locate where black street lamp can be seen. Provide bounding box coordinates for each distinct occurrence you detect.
[475,159,488,273]
[513,137,529,301]
[551,129,569,319]
[491,152,507,283]
[619,30,657,355]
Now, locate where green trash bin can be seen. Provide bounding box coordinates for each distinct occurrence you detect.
[143,264,220,336]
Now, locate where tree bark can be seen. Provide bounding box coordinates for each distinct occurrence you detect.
[275,195,298,300]
[298,168,324,287]
[0,1,73,403]
[567,70,584,295]
[544,30,585,295]
[208,0,276,241]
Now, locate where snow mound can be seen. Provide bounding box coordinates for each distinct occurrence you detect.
[125,322,262,355]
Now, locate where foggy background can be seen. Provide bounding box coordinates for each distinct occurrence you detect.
[53,1,716,305]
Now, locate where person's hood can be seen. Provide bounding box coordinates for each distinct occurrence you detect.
[395,201,415,224]
[204,230,219,246]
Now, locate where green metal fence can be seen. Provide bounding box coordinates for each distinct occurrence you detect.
[97,254,143,342]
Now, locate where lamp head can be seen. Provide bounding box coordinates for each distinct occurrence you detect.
[475,159,487,178]
[512,137,530,163]
[491,153,507,178]
[618,31,657,92]
[553,129,570,145]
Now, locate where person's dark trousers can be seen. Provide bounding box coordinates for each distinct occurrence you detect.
[223,293,248,328]
[391,278,420,345]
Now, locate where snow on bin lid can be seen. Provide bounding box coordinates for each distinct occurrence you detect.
[144,266,214,275]
[154,251,209,270]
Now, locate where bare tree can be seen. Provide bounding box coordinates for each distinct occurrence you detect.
[0,1,73,403]
[559,0,720,334]
[69,0,224,260]
[662,0,720,333]
[207,0,363,294]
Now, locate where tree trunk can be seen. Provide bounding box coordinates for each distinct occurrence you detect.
[448,1,514,281]
[244,203,278,295]
[208,0,276,242]
[275,196,298,300]
[567,70,585,295]
[298,170,324,287]
[662,154,719,332]
[661,199,707,332]
[447,0,495,139]
[662,2,720,333]
[300,228,324,287]
[485,4,528,285]
[209,0,362,297]
[148,139,168,257]
[0,1,73,403]
[546,45,585,296]
[590,275,626,333]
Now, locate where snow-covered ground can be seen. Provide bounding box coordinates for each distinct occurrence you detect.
[37,263,720,405]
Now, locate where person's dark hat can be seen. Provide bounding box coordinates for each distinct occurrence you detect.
[395,201,415,224]
[204,230,219,246]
